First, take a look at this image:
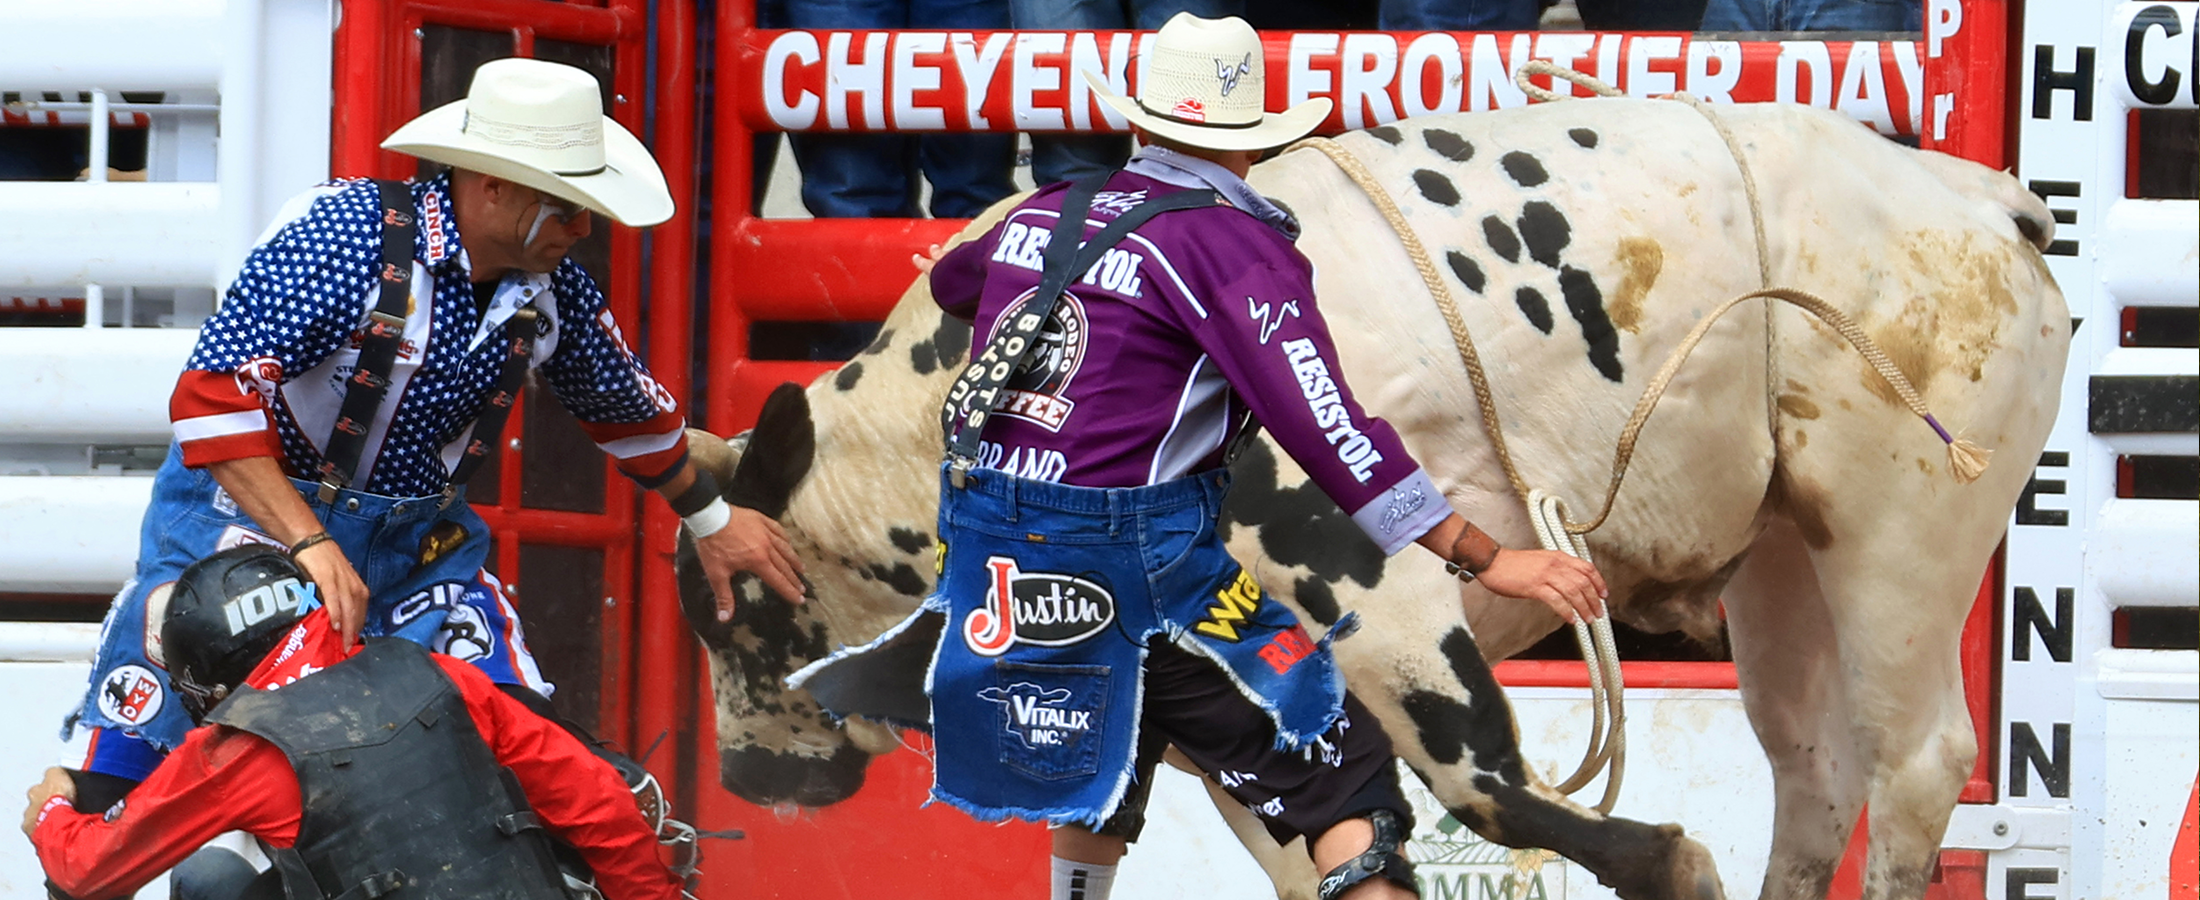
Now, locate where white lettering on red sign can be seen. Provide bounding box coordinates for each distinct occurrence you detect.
[747,30,1930,135]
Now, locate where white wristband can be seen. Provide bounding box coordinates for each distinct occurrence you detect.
[683,497,732,539]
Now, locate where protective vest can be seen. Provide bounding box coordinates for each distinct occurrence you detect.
[207,640,569,900]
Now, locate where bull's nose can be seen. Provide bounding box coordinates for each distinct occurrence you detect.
[718,742,872,808]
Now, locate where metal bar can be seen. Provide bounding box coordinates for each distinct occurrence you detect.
[0,102,221,113]
[726,217,969,322]
[330,0,390,176]
[1491,659,1739,690]
[1959,562,1999,803]
[398,0,639,43]
[86,88,109,182]
[706,17,758,433]
[630,0,700,774]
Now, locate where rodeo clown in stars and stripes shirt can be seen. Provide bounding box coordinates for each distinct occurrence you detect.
[789,15,1607,900]
[67,59,805,816]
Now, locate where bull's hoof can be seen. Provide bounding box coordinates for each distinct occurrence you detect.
[719,742,873,807]
[1660,828,1726,900]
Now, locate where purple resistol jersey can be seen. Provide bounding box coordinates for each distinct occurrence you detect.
[930,161,1451,555]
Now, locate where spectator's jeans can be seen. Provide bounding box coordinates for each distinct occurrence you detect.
[1008,0,1245,186]
[1699,0,1920,30]
[1379,0,1540,31]
[787,0,1018,217]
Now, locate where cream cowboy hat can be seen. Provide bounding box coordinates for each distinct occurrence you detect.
[1081,13,1332,153]
[382,58,673,227]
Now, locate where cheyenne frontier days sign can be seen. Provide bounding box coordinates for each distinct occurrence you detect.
[733,30,1939,137]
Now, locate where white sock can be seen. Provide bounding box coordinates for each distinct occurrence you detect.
[1050,856,1118,900]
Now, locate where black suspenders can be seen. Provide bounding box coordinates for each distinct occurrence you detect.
[314,180,538,507]
[940,175,1225,487]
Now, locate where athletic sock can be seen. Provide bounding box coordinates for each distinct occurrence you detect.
[1050,856,1118,900]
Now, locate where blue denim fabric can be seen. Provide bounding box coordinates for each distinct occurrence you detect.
[787,0,1018,218]
[890,464,1347,826]
[1378,0,1540,30]
[1007,0,1247,186]
[71,446,541,765]
[1698,0,1919,30]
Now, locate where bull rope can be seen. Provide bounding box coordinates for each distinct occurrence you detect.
[1284,62,1993,814]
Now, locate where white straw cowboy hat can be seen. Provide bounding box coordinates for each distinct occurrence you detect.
[382,58,673,227]
[1081,13,1332,153]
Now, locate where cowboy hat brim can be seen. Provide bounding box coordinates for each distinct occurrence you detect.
[381,99,675,228]
[1082,69,1333,153]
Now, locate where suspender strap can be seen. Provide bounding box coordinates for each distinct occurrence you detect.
[440,307,539,507]
[317,179,418,503]
[941,176,1225,483]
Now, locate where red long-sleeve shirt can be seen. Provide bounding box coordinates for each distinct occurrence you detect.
[33,611,680,900]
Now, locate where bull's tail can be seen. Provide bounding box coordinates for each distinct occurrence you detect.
[1909,149,2058,251]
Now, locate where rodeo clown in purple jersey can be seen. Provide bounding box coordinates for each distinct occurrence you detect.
[65,59,804,833]
[790,14,1608,900]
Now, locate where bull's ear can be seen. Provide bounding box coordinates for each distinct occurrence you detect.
[724,382,814,518]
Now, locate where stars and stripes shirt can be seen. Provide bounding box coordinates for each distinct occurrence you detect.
[170,174,687,497]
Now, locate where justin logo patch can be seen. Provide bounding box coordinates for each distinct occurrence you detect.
[98,665,165,726]
[961,556,1116,657]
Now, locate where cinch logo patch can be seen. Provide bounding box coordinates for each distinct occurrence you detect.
[1280,338,1384,483]
[977,682,1096,748]
[392,581,467,626]
[98,665,164,726]
[1194,569,1265,642]
[961,557,1116,657]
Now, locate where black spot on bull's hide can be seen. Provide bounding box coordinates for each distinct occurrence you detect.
[1422,128,1476,162]
[724,382,815,518]
[910,314,973,375]
[865,562,930,597]
[1366,125,1404,145]
[675,532,831,717]
[1482,216,1522,264]
[861,328,896,356]
[1500,151,1549,187]
[1445,251,1486,294]
[1437,627,1528,784]
[1569,127,1599,148]
[834,362,864,391]
[887,527,934,555]
[719,741,871,808]
[1294,576,1341,627]
[1517,201,1571,268]
[1559,267,1624,382]
[1401,629,1528,779]
[1412,169,1461,207]
[1221,441,1386,590]
[1514,287,1555,334]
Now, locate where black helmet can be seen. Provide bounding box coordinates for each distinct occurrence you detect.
[162,544,314,721]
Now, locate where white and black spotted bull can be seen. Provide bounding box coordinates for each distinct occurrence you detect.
[675,98,2068,900]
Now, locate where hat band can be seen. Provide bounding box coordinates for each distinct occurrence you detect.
[462,109,605,152]
[1136,99,1265,130]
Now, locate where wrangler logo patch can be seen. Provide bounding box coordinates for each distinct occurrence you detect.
[1194,569,1264,642]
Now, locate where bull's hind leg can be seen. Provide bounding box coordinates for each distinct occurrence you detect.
[1364,623,1726,900]
[1797,505,1986,900]
[1724,520,1868,900]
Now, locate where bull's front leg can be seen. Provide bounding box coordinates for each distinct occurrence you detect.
[1333,580,1727,900]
